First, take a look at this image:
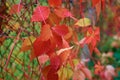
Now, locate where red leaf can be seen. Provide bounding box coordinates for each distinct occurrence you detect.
[95,1,101,20]
[9,4,23,15]
[50,55,61,70]
[59,38,72,64]
[52,31,63,47]
[33,39,51,57]
[101,0,105,11]
[54,8,72,18]
[79,27,100,54]
[48,0,62,7]
[38,54,49,64]
[80,0,82,3]
[46,13,62,26]
[47,68,58,80]
[40,24,52,41]
[31,6,50,22]
[42,65,51,80]
[52,25,69,36]
[92,0,100,7]
[64,27,73,42]
[80,67,92,79]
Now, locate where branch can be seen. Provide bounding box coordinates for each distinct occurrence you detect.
[4,29,21,70]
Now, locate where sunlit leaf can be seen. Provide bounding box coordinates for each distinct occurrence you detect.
[75,18,91,27]
[58,66,73,80]
[38,54,49,64]
[21,36,36,51]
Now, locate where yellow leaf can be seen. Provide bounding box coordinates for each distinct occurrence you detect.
[75,18,91,27]
[14,22,20,30]
[21,36,36,52]
[73,59,79,66]
[58,66,73,80]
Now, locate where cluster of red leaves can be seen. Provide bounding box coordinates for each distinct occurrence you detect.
[79,27,100,55]
[31,0,102,80]
[94,62,116,80]
[8,0,108,80]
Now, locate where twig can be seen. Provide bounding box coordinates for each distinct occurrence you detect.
[4,29,21,70]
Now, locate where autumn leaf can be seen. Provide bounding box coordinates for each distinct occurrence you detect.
[92,0,100,7]
[101,0,105,11]
[42,65,51,80]
[47,67,59,80]
[79,27,100,53]
[31,6,50,22]
[13,22,20,30]
[59,38,71,64]
[104,65,116,80]
[52,31,63,47]
[73,69,85,80]
[50,55,61,70]
[95,1,101,20]
[33,38,51,57]
[75,18,91,27]
[48,0,62,7]
[46,13,62,26]
[80,0,82,3]
[73,63,92,80]
[9,4,23,15]
[64,27,73,42]
[52,25,69,36]
[94,61,104,75]
[54,8,72,18]
[21,36,36,52]
[58,66,73,80]
[38,54,49,64]
[56,46,73,55]
[39,24,52,41]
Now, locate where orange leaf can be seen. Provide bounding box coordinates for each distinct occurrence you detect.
[54,8,72,18]
[48,0,62,7]
[92,0,100,7]
[40,24,52,41]
[21,36,36,51]
[59,38,71,64]
[46,13,62,26]
[64,27,73,42]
